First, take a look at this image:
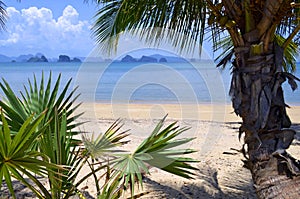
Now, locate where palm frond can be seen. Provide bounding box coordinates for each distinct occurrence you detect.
[0,1,6,31]
[212,33,299,72]
[92,0,207,55]
[212,35,234,68]
[0,111,63,199]
[277,1,300,39]
[0,72,84,198]
[100,116,198,198]
[133,116,198,179]
[38,109,80,197]
[275,34,299,73]
[0,71,83,141]
[82,119,130,159]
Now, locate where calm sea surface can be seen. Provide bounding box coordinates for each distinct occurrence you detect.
[0,62,299,105]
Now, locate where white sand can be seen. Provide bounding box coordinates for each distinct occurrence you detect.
[72,103,300,198]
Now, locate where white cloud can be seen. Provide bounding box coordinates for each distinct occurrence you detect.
[0,5,95,57]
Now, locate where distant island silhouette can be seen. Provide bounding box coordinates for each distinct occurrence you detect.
[0,53,204,63]
[57,55,81,63]
[119,54,187,63]
[0,53,82,63]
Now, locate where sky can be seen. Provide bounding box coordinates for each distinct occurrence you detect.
[0,0,98,58]
[0,1,213,60]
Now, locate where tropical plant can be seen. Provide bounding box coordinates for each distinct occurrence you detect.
[0,1,6,31]
[0,72,82,134]
[60,116,198,199]
[97,116,198,198]
[0,72,198,198]
[0,110,198,198]
[0,111,64,199]
[0,72,83,198]
[91,0,300,198]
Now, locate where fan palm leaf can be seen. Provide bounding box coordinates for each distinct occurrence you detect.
[98,116,198,198]
[39,109,82,198]
[82,119,130,159]
[74,120,131,196]
[0,71,83,142]
[0,111,63,199]
[0,72,84,198]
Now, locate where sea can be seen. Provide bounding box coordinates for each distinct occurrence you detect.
[0,61,299,105]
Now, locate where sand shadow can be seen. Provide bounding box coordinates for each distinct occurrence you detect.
[1,179,37,198]
[141,165,257,199]
[1,167,256,199]
[0,179,94,199]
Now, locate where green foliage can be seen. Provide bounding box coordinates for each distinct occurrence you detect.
[275,35,299,73]
[0,111,63,199]
[92,0,300,73]
[213,34,300,71]
[69,120,132,198]
[133,116,198,178]
[0,72,83,198]
[0,1,6,31]
[0,73,198,198]
[212,35,234,68]
[92,0,206,55]
[82,120,130,159]
[39,110,81,198]
[0,72,83,142]
[98,116,198,198]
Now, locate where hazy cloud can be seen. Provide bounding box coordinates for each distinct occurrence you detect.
[0,5,94,57]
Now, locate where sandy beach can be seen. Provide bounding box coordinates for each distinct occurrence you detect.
[2,103,299,198]
[72,102,300,198]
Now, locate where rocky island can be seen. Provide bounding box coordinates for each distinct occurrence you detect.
[27,53,48,62]
[58,55,82,62]
[120,55,169,63]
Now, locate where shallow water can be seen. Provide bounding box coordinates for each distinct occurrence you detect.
[0,61,299,105]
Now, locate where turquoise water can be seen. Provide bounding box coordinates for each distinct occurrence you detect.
[0,62,299,105]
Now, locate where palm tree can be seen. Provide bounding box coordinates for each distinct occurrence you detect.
[91,0,300,198]
[0,1,6,30]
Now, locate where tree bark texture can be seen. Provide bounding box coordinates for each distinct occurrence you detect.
[230,42,300,198]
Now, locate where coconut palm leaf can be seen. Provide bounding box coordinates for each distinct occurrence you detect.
[274,34,300,73]
[213,34,300,72]
[0,1,6,31]
[0,111,63,199]
[212,35,234,68]
[92,0,207,54]
[92,0,300,72]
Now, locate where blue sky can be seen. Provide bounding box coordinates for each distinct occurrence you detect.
[0,1,213,60]
[0,1,98,58]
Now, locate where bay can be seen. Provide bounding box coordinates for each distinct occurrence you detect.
[0,61,299,105]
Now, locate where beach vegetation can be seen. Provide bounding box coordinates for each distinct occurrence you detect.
[91,0,300,197]
[0,73,198,198]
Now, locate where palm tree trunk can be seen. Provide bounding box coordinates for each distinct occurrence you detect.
[230,42,300,198]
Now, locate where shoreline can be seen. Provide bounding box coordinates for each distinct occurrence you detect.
[77,102,300,123]
[75,102,258,198]
[79,103,239,122]
[6,103,299,198]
